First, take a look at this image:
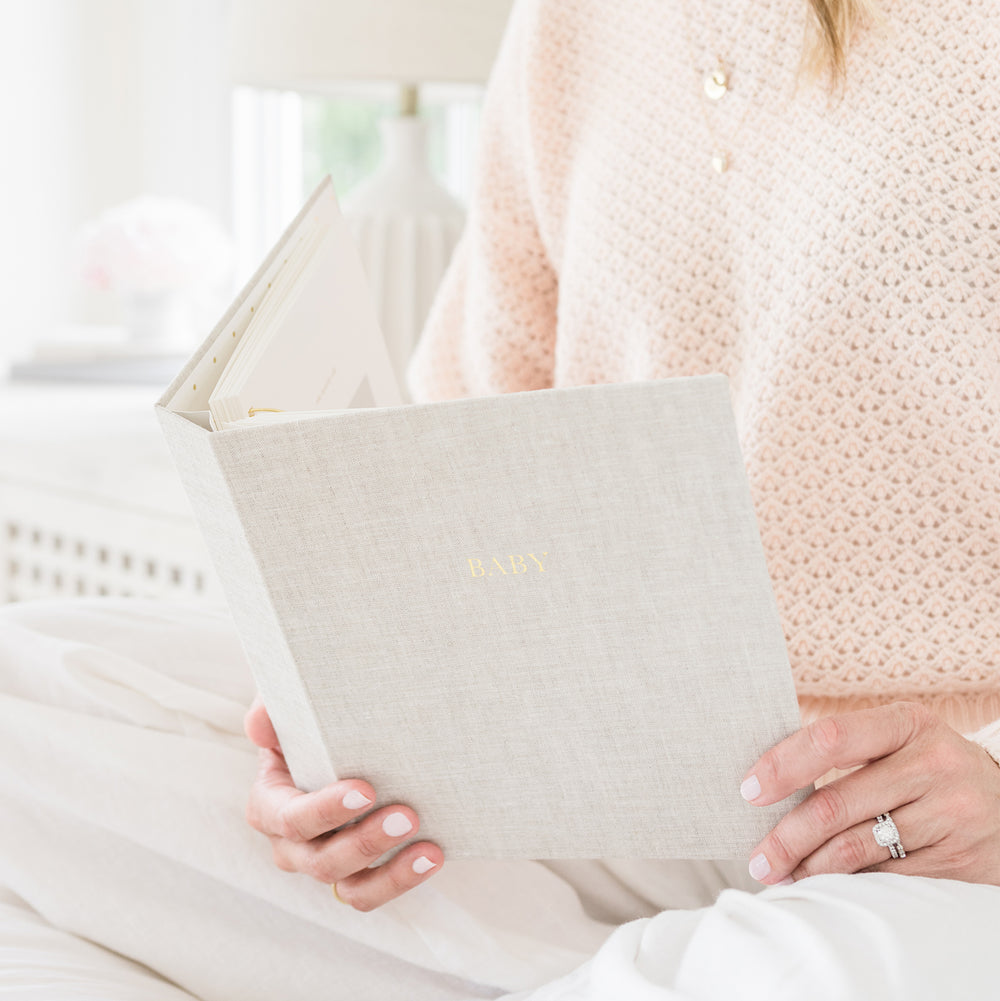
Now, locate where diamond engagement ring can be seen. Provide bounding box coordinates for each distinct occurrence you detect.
[872,812,907,859]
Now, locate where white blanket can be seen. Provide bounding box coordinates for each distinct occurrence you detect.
[0,885,199,1001]
[0,598,998,1001]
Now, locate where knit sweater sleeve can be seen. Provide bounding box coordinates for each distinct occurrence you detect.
[405,0,558,404]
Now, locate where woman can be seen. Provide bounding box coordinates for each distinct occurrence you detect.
[2,0,999,998]
[243,0,1000,990]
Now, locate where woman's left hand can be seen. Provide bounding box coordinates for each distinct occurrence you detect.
[741,701,1000,887]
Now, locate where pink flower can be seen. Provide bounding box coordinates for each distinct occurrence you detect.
[76,195,233,295]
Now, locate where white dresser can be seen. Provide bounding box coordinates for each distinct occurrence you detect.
[0,381,222,605]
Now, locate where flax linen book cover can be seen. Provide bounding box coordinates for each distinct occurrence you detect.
[157,178,807,859]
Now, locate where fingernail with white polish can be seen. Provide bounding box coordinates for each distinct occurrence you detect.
[740,775,762,802]
[749,853,771,881]
[382,812,414,837]
[776,877,795,886]
[412,856,437,874]
[342,790,373,810]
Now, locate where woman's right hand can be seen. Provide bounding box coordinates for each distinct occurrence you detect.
[243,695,443,911]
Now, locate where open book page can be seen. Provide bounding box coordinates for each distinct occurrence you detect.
[214,411,335,428]
[200,180,401,430]
[158,175,400,430]
[207,214,328,427]
[212,384,380,430]
[161,179,337,421]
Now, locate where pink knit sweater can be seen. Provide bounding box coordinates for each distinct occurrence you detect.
[406,0,1000,745]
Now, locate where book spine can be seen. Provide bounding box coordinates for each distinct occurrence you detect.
[157,409,335,791]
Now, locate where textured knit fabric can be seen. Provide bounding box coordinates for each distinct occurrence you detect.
[405,0,1000,745]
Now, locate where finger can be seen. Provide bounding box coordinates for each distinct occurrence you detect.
[790,801,943,881]
[247,747,375,840]
[747,750,932,883]
[334,842,444,912]
[742,702,933,806]
[244,695,280,749]
[272,805,423,885]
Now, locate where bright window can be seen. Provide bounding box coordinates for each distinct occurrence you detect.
[232,84,483,289]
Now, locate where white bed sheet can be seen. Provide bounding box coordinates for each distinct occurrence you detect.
[0,885,197,1000]
[3,597,1000,1001]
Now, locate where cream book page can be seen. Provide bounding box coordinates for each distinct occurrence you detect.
[208,184,401,430]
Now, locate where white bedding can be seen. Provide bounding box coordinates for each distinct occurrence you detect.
[1,598,999,1001]
[0,886,198,1001]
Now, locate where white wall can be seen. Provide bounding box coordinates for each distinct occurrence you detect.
[0,0,232,363]
[0,2,76,360]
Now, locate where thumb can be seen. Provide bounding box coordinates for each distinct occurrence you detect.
[244,694,281,750]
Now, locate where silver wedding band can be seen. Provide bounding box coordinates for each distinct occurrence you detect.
[872,812,906,859]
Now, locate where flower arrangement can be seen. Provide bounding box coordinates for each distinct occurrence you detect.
[77,195,233,296]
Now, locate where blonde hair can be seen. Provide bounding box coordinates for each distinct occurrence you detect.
[803,0,880,83]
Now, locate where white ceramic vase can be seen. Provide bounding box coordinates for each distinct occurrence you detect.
[341,115,466,402]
